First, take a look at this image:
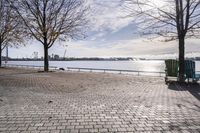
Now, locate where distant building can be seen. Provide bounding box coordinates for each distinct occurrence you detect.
[48,55,51,60]
[195,57,200,60]
[54,54,60,60]
[1,56,11,61]
[33,52,38,59]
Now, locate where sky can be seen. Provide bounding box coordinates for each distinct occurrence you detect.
[3,0,200,59]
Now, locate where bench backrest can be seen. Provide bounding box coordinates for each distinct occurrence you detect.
[165,59,179,77]
[185,60,195,79]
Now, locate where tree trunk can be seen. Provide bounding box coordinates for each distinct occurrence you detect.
[44,44,49,72]
[178,37,185,82]
[0,42,2,67]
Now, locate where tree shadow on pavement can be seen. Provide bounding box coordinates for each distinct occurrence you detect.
[167,81,200,101]
[0,71,40,77]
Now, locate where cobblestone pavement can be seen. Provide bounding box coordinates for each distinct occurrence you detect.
[0,68,200,133]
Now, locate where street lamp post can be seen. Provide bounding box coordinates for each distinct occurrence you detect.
[63,45,68,60]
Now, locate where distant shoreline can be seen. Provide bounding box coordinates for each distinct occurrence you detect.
[3,59,165,61]
[3,59,200,61]
[2,57,200,62]
[2,57,137,61]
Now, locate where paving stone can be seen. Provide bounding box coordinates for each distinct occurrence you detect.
[28,127,38,131]
[34,123,44,127]
[40,131,50,133]
[57,126,65,130]
[38,126,47,130]
[98,128,108,132]
[0,68,200,132]
[47,130,58,133]
[79,129,89,133]
[89,129,98,132]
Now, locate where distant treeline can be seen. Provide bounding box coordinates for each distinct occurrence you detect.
[2,56,200,61]
[4,57,134,61]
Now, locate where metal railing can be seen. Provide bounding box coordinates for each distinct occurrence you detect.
[67,67,165,77]
[3,64,199,77]
[2,64,57,70]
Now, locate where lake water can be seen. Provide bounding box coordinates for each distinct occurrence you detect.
[3,60,200,73]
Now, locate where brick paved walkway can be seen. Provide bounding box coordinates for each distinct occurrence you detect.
[0,68,200,133]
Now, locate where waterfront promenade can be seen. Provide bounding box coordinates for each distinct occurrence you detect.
[0,68,200,133]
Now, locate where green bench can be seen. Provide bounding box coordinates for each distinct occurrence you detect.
[185,60,200,82]
[165,59,179,82]
[165,59,199,83]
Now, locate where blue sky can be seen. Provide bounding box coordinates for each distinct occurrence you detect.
[3,0,200,59]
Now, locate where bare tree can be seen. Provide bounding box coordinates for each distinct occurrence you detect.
[9,0,89,72]
[0,0,24,67]
[123,0,200,82]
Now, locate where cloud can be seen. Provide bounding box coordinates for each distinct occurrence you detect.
[89,0,133,32]
[6,0,200,59]
[50,38,200,58]
[6,37,200,58]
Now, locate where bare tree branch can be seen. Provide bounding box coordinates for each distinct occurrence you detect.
[9,0,90,71]
[0,0,25,66]
[123,0,200,81]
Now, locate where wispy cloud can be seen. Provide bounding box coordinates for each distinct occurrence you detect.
[89,0,133,32]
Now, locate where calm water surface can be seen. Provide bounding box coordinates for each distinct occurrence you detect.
[4,60,200,72]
